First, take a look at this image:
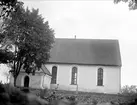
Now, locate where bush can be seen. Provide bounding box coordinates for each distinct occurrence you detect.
[0,82,48,105]
[40,88,49,98]
[50,90,136,104]
[121,85,137,96]
[0,82,28,105]
[92,99,98,105]
[5,85,137,105]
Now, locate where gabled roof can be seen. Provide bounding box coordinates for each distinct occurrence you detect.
[48,38,122,66]
[41,65,51,76]
[20,65,51,76]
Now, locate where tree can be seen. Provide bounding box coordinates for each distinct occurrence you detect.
[114,0,137,10]
[0,0,19,18]
[0,3,54,86]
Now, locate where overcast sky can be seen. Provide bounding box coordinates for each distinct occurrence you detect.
[1,0,137,86]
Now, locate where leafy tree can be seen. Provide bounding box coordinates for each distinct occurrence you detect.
[114,0,137,10]
[0,0,19,18]
[0,3,54,86]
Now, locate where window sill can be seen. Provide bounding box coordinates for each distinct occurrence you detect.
[70,84,77,85]
[97,85,104,87]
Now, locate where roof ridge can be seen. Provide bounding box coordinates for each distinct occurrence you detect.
[55,38,119,41]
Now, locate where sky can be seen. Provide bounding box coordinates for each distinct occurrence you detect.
[1,0,137,86]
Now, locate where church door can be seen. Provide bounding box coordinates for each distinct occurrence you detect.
[24,76,29,87]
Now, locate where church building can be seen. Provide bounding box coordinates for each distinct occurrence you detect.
[10,38,122,94]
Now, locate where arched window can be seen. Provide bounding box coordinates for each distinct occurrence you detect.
[71,67,77,85]
[24,76,29,87]
[51,66,57,84]
[97,68,103,86]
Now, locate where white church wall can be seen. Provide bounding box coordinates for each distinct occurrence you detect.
[10,72,48,89]
[45,64,121,94]
[42,74,51,89]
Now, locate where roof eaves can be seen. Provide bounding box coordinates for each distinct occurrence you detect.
[46,62,122,67]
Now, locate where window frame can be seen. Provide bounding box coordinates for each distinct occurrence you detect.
[71,66,78,85]
[97,67,103,86]
[51,66,57,84]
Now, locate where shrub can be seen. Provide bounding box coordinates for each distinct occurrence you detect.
[92,99,98,105]
[40,88,49,98]
[0,82,48,105]
[121,85,137,96]
[0,82,28,105]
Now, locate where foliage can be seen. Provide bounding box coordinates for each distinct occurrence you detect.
[39,88,48,99]
[0,0,21,18]
[48,90,135,104]
[13,87,137,105]
[0,2,54,86]
[121,85,137,95]
[0,50,14,63]
[114,0,137,10]
[92,99,98,105]
[0,82,27,105]
[0,82,49,105]
[30,89,137,104]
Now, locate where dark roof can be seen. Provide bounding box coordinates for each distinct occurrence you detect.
[48,38,122,66]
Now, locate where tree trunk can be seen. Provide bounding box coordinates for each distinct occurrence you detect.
[14,76,17,87]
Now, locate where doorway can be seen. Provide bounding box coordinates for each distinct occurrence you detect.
[24,76,29,87]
